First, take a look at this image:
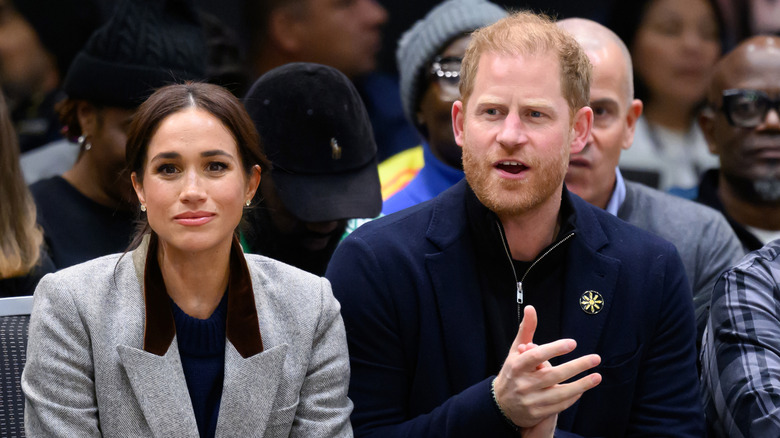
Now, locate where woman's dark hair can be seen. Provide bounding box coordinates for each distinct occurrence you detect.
[125,81,271,245]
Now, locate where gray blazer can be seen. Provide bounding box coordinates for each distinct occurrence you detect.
[22,240,353,437]
[618,180,745,341]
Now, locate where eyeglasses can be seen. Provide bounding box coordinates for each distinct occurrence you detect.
[430,56,462,96]
[718,89,780,128]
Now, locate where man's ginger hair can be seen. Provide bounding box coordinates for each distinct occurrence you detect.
[459,11,592,118]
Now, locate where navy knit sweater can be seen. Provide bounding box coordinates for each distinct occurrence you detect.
[171,293,228,438]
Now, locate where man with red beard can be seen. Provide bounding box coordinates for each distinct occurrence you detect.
[327,11,703,437]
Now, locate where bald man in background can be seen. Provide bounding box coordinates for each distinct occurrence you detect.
[558,18,743,348]
[696,35,780,252]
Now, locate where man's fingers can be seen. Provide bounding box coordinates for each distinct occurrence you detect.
[525,392,583,421]
[512,305,538,350]
[515,338,580,371]
[500,371,602,427]
[531,372,602,414]
[519,306,537,345]
[549,372,602,404]
[540,353,602,385]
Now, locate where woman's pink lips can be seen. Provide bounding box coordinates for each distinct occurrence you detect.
[173,211,215,226]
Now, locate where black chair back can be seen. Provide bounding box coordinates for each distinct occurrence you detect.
[0,295,34,438]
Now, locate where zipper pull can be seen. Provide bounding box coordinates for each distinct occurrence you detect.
[517,282,523,304]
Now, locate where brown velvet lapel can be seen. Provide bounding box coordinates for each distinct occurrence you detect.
[142,234,176,356]
[226,234,264,357]
[142,234,264,357]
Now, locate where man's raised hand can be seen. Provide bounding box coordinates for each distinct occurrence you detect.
[494,306,602,429]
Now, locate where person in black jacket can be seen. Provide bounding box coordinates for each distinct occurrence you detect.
[327,11,703,437]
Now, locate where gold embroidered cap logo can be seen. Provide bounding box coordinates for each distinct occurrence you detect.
[579,290,604,315]
[330,137,342,160]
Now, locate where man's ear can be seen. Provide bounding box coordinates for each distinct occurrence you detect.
[452,100,466,148]
[569,106,593,154]
[699,107,720,155]
[622,99,643,151]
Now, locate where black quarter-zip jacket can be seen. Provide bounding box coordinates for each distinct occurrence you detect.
[465,184,577,373]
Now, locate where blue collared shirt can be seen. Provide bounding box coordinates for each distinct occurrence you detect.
[605,167,627,216]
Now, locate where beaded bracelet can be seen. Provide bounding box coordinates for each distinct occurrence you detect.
[491,377,522,433]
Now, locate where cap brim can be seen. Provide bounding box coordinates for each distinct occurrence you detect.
[272,161,382,222]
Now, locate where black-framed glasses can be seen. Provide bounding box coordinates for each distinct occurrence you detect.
[718,89,780,128]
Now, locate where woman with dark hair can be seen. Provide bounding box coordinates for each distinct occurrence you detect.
[609,0,722,196]
[28,0,207,270]
[23,82,353,437]
[0,91,54,297]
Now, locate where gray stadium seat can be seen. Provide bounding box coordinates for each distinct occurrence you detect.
[0,295,34,437]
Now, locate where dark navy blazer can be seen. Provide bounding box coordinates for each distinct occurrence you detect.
[327,180,704,438]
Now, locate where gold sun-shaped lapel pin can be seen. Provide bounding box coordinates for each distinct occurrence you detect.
[579,290,604,315]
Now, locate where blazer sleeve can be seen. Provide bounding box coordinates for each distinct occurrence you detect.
[290,277,354,438]
[22,274,101,437]
[628,248,705,436]
[327,234,518,438]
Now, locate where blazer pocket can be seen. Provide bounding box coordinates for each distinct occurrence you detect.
[597,347,643,386]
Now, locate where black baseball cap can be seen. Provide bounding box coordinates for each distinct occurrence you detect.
[244,62,381,222]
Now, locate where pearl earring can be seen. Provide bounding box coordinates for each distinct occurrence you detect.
[245,200,251,207]
[140,204,146,212]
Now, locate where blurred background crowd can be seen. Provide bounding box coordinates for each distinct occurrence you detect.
[2,0,779,293]
[2,0,780,436]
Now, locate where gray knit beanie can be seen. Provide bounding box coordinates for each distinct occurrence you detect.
[396,0,506,129]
